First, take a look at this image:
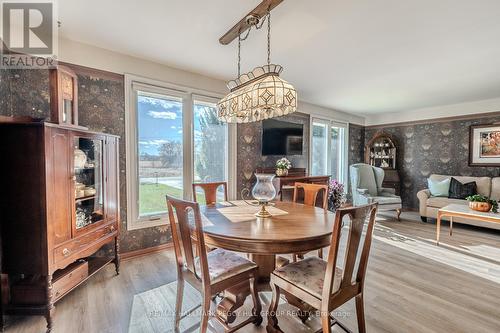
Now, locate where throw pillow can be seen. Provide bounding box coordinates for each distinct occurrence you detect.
[428,178,451,197]
[448,177,477,199]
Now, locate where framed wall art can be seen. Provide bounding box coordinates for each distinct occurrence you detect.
[469,124,500,166]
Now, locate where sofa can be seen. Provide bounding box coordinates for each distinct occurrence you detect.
[417,174,500,230]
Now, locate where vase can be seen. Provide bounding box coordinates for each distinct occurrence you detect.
[252,173,277,217]
[469,201,491,212]
[276,168,288,177]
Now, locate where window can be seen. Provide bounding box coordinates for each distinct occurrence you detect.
[310,118,348,184]
[311,121,329,176]
[137,92,183,217]
[126,76,236,230]
[193,100,228,202]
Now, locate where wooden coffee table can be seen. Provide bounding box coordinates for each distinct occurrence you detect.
[437,203,500,245]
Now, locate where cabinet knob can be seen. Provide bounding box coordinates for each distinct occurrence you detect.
[62,248,71,256]
[110,225,115,232]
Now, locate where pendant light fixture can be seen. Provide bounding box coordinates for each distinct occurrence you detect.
[217,1,297,123]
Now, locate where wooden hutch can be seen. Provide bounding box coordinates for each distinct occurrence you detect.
[365,132,401,195]
[0,66,120,332]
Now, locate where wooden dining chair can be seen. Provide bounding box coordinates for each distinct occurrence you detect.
[292,182,329,261]
[293,182,328,209]
[267,203,378,333]
[192,181,228,205]
[166,195,262,333]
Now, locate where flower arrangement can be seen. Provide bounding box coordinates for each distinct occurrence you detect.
[466,194,498,213]
[276,158,291,170]
[328,179,346,211]
[275,158,291,176]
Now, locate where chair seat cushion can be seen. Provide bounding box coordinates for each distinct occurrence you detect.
[194,248,257,284]
[273,257,343,299]
[370,195,402,205]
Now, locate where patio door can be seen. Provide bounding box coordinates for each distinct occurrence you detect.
[310,118,348,184]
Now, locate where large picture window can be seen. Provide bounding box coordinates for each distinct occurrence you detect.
[137,92,183,217]
[126,76,235,230]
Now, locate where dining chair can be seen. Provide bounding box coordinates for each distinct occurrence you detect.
[292,182,329,261]
[192,181,228,205]
[293,182,329,209]
[267,203,378,333]
[166,195,262,333]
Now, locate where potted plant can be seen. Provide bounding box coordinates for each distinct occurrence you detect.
[275,158,291,176]
[328,179,347,211]
[465,194,498,213]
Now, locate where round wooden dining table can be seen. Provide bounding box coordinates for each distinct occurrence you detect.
[199,200,335,323]
[201,200,334,278]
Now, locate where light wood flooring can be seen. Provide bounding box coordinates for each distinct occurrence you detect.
[4,212,500,333]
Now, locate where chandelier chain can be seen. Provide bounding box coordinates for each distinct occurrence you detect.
[267,11,271,65]
[238,33,241,77]
[236,10,271,76]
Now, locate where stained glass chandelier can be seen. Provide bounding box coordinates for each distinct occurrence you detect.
[217,11,297,123]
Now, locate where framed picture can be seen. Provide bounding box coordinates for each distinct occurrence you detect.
[469,124,500,166]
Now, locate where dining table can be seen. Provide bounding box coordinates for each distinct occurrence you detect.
[199,200,335,324]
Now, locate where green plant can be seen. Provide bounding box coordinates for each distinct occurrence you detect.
[465,194,499,213]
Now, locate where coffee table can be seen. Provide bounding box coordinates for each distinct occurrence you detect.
[437,203,500,245]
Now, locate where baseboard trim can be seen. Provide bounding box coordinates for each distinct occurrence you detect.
[122,243,173,261]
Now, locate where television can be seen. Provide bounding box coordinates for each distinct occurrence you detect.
[262,119,303,156]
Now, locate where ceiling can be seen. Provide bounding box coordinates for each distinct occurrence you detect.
[59,0,500,115]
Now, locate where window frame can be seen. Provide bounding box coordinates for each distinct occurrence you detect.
[309,116,349,184]
[125,74,236,230]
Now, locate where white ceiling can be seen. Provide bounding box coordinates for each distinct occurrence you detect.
[59,0,500,115]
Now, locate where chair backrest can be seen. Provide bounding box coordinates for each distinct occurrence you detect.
[350,163,385,199]
[322,203,378,300]
[293,182,328,209]
[166,195,210,283]
[192,181,228,205]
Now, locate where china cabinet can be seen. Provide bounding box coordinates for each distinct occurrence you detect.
[365,132,401,195]
[0,121,120,332]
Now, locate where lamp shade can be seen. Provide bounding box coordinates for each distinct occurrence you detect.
[217,64,297,123]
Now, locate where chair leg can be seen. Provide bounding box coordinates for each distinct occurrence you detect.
[320,309,332,333]
[249,277,263,325]
[318,248,323,259]
[355,293,366,333]
[200,292,211,333]
[266,281,283,332]
[396,208,402,221]
[174,277,184,330]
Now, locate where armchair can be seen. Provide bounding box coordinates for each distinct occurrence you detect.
[350,163,402,220]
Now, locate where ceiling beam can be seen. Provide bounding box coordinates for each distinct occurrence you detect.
[219,0,284,45]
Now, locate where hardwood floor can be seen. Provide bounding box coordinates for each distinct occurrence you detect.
[4,211,500,332]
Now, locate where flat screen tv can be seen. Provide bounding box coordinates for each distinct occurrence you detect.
[262,119,303,156]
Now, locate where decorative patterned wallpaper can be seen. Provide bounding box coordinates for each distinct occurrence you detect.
[236,112,310,198]
[348,123,365,167]
[365,115,500,209]
[1,67,171,253]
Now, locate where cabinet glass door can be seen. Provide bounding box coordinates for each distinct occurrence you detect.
[74,137,105,229]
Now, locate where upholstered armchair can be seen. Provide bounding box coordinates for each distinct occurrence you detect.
[350,163,402,220]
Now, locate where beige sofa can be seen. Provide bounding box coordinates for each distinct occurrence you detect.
[417,174,500,230]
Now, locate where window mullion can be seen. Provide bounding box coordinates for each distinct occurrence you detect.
[183,93,194,200]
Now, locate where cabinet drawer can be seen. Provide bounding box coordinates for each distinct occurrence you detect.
[54,223,117,264]
[53,261,88,301]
